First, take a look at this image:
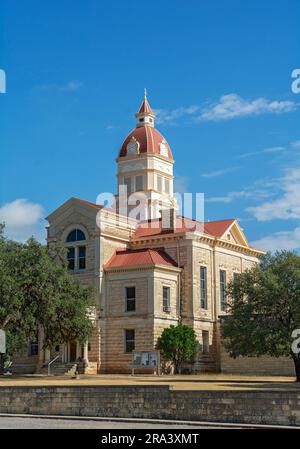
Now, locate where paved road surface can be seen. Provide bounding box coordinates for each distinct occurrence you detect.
[0,416,233,429]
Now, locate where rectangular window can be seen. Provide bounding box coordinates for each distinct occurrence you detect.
[124,177,132,194]
[220,270,227,311]
[157,175,162,193]
[125,286,136,312]
[202,331,209,355]
[163,286,170,312]
[67,247,75,270]
[200,266,207,309]
[124,329,135,353]
[78,246,86,269]
[164,178,170,194]
[29,341,39,356]
[135,175,143,192]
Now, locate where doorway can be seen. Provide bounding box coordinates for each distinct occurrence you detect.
[69,341,77,362]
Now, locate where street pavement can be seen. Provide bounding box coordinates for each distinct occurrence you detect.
[0,416,229,429]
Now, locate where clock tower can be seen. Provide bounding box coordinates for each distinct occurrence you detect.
[116,91,176,221]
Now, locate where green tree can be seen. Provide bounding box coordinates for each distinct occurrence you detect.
[156,324,199,374]
[222,250,300,381]
[0,227,95,360]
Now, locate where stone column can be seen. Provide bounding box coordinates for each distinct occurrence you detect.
[83,342,89,364]
[76,342,81,359]
[44,348,51,363]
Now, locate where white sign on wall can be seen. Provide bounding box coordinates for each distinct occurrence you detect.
[0,329,6,353]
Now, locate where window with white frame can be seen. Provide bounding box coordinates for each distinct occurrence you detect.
[125,286,136,312]
[220,270,226,311]
[163,286,170,312]
[200,266,207,309]
[124,329,135,353]
[66,229,87,271]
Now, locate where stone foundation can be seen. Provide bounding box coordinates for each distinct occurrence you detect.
[0,386,300,426]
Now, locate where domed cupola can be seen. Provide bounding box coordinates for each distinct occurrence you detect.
[116,91,176,220]
[118,89,173,160]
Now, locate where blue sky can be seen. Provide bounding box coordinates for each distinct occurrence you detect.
[0,0,300,251]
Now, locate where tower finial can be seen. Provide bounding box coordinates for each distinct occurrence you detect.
[135,89,155,127]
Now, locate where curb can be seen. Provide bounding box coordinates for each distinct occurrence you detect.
[0,413,299,429]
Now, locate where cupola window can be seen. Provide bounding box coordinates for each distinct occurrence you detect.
[126,137,139,155]
[160,141,168,157]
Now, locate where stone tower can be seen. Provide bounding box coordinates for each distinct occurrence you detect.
[116,91,177,221]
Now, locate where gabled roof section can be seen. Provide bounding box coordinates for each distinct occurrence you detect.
[132,216,250,247]
[46,197,102,222]
[222,220,249,246]
[204,219,236,238]
[132,217,236,240]
[104,248,178,270]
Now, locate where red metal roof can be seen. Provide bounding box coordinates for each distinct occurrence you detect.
[119,126,173,159]
[137,96,154,116]
[73,198,102,209]
[132,217,235,240]
[105,248,178,270]
[71,198,236,240]
[204,219,235,238]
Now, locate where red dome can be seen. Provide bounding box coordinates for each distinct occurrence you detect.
[119,126,173,159]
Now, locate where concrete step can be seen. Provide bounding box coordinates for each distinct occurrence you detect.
[39,362,84,376]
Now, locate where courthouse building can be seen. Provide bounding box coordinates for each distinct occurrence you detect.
[14,93,294,376]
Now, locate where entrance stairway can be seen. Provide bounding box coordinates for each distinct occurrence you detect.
[39,360,85,376]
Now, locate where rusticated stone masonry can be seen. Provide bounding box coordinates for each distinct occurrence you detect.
[1,385,300,426]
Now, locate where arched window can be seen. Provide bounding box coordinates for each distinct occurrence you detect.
[65,228,86,271]
[66,229,86,242]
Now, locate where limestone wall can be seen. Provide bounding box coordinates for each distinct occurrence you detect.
[1,385,300,426]
[220,344,294,376]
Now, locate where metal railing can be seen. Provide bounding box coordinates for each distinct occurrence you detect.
[47,354,61,376]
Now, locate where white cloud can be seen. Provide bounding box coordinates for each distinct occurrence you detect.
[201,166,240,178]
[0,199,46,242]
[206,187,274,204]
[246,167,300,221]
[263,146,286,154]
[237,146,287,159]
[58,80,83,91]
[251,226,300,252]
[154,94,297,125]
[291,140,300,149]
[200,94,297,121]
[154,106,200,125]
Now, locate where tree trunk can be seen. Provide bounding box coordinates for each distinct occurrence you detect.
[292,356,300,382]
